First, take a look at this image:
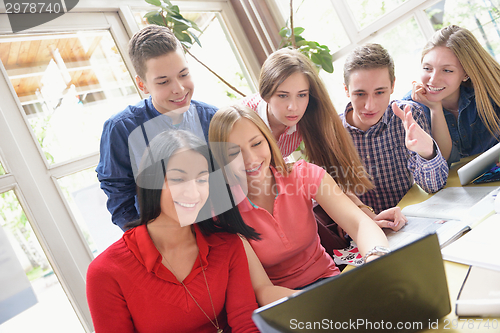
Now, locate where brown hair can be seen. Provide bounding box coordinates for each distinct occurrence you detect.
[128,25,181,80]
[209,104,289,177]
[422,25,500,137]
[259,48,373,193]
[343,43,395,87]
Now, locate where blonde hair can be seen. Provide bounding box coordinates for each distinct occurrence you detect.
[209,104,290,177]
[422,25,500,137]
[259,48,373,193]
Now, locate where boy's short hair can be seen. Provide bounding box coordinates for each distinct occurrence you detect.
[343,43,395,87]
[129,25,181,80]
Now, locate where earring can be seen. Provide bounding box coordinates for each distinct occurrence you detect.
[463,75,469,82]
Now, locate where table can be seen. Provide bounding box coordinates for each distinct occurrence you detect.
[398,156,500,332]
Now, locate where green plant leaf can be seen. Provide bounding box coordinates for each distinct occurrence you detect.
[295,40,309,47]
[320,44,331,52]
[175,31,193,45]
[171,16,193,27]
[321,60,334,73]
[146,12,166,26]
[145,0,161,6]
[310,53,322,65]
[173,21,189,32]
[320,51,333,61]
[293,27,305,35]
[144,10,160,19]
[294,35,305,43]
[187,30,202,47]
[189,20,202,33]
[279,27,290,38]
[159,3,173,13]
[171,5,181,14]
[162,0,173,6]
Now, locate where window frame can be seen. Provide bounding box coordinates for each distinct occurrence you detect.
[0,2,263,331]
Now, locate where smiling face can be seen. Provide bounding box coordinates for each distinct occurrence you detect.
[344,67,394,131]
[161,148,209,227]
[227,118,272,187]
[136,48,194,115]
[267,72,310,128]
[420,46,467,107]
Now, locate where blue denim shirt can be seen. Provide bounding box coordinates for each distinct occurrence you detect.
[402,85,500,164]
[96,97,217,230]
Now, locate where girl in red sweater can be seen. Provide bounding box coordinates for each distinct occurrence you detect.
[86,130,263,333]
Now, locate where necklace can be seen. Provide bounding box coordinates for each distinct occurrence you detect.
[165,253,223,333]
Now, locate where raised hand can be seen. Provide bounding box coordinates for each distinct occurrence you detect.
[392,103,435,160]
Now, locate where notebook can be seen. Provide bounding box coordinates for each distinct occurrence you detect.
[252,234,451,333]
[457,142,500,185]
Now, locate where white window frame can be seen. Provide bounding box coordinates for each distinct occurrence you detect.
[0,2,262,332]
[266,0,441,60]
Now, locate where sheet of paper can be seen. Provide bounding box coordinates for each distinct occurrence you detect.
[441,214,500,271]
[401,186,499,221]
[385,217,469,250]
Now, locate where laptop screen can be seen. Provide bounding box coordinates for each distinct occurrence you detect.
[253,233,451,333]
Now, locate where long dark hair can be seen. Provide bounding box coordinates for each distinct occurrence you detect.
[126,130,260,240]
[259,48,373,194]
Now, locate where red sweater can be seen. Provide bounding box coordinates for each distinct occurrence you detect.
[86,225,259,333]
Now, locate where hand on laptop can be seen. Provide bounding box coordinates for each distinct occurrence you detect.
[372,207,407,231]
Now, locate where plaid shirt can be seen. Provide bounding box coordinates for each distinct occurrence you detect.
[241,94,302,158]
[341,100,449,213]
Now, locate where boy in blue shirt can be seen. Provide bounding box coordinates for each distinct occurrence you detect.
[96,25,217,230]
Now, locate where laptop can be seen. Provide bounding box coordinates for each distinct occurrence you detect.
[252,233,451,333]
[457,142,500,185]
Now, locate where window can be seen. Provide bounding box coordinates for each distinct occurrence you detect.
[132,8,256,105]
[347,0,408,29]
[370,16,427,102]
[274,0,350,53]
[0,190,85,333]
[269,0,500,111]
[56,168,122,255]
[0,12,138,332]
[426,0,500,59]
[0,4,261,331]
[0,31,140,165]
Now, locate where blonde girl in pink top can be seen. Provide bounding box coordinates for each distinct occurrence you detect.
[209,105,391,289]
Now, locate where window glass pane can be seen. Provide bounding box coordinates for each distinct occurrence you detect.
[0,31,140,165]
[319,53,349,114]
[0,190,85,332]
[0,162,5,175]
[347,0,408,29]
[426,0,500,59]
[133,11,254,106]
[370,16,427,101]
[57,168,122,257]
[321,16,426,113]
[274,0,350,52]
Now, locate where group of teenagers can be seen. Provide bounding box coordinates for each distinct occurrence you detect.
[86,23,500,332]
